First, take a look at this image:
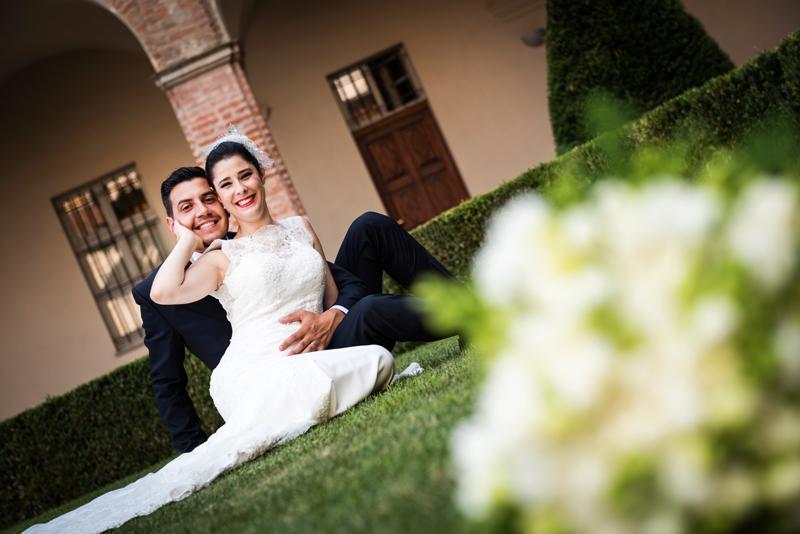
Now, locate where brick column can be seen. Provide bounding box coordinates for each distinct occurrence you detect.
[154,44,303,218]
[96,0,303,218]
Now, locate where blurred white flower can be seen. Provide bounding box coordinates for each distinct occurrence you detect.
[726,179,799,290]
[475,196,551,306]
[451,177,800,534]
[689,298,738,345]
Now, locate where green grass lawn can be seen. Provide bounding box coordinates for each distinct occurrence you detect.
[7,339,479,534]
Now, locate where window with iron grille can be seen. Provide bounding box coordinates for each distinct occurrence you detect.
[53,165,165,354]
[328,44,426,130]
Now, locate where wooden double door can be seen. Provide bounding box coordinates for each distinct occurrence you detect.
[354,100,469,230]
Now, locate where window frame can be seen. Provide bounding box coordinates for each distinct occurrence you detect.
[327,43,427,131]
[52,164,166,355]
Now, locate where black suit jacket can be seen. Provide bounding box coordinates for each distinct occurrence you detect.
[131,251,368,453]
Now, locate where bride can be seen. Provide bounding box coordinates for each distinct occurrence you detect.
[25,130,421,533]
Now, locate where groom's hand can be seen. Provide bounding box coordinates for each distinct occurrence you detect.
[279,309,345,355]
[170,220,203,251]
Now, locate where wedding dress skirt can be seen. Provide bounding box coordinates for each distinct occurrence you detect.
[25,217,419,533]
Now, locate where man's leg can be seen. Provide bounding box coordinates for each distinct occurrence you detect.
[334,212,459,294]
[327,294,443,352]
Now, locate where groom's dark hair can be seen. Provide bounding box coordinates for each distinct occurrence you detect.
[161,167,208,218]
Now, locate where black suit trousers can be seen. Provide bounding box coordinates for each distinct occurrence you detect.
[328,212,459,351]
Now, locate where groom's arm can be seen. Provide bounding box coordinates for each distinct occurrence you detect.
[132,284,208,453]
[278,262,369,354]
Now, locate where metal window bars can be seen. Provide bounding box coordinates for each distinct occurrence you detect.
[328,44,426,130]
[53,164,166,354]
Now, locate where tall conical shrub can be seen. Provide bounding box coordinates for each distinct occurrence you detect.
[546,0,735,155]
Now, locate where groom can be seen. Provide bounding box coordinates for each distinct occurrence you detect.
[132,166,458,453]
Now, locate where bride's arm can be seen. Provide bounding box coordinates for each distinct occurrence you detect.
[151,221,228,305]
[300,217,338,310]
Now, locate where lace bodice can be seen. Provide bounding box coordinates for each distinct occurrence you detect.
[205,216,326,347]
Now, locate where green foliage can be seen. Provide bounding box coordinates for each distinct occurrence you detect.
[0,352,222,531]
[546,0,735,155]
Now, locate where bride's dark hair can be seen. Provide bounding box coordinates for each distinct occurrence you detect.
[205,141,263,187]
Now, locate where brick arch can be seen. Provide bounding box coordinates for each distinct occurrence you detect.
[86,0,304,218]
[90,0,230,72]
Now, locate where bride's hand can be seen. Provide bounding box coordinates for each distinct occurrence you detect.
[172,221,202,250]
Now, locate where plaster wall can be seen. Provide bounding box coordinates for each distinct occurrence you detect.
[683,0,800,67]
[0,51,193,420]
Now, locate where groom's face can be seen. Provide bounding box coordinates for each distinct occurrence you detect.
[166,177,229,250]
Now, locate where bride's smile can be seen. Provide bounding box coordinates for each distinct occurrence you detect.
[235,194,256,207]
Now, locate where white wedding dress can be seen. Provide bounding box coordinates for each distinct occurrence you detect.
[26,217,421,533]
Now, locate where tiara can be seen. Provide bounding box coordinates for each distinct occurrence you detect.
[202,124,275,170]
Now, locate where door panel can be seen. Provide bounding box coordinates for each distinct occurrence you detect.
[393,184,430,229]
[368,136,408,182]
[386,174,415,193]
[355,100,469,230]
[402,122,438,168]
[422,171,461,214]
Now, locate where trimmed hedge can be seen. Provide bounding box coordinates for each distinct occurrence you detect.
[3,27,799,531]
[0,352,222,530]
[546,0,735,155]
